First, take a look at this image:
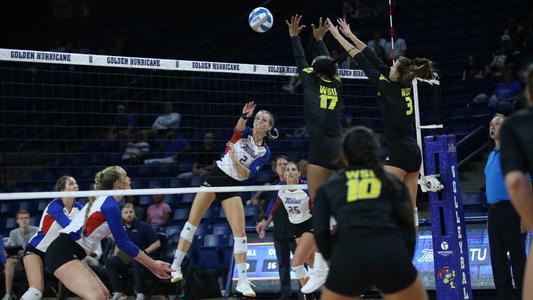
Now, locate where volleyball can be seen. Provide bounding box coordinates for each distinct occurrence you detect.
[248,7,273,33]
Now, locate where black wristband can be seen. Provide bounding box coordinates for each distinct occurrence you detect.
[240,113,250,120]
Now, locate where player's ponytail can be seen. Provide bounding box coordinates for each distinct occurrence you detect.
[397,56,434,87]
[82,166,122,237]
[267,127,279,140]
[342,126,401,199]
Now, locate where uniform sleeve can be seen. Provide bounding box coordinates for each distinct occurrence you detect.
[316,40,330,56]
[248,148,271,178]
[362,47,390,76]
[264,194,282,219]
[353,52,393,95]
[312,187,333,260]
[500,120,528,174]
[291,36,309,71]
[101,199,140,257]
[48,200,73,228]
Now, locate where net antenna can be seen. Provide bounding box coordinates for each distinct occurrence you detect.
[388,0,395,62]
[413,75,445,192]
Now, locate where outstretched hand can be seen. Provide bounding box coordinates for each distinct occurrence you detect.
[311,17,328,41]
[286,15,306,37]
[325,18,341,38]
[337,18,354,38]
[150,260,173,280]
[242,101,256,119]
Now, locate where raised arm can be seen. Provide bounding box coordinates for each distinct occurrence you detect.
[337,19,390,74]
[287,15,309,71]
[235,101,256,132]
[312,17,330,56]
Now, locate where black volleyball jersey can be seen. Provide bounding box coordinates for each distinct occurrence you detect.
[355,47,415,143]
[313,166,414,260]
[501,106,533,176]
[290,36,343,138]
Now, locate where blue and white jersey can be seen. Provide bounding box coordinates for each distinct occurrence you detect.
[28,199,83,253]
[265,180,312,224]
[216,126,271,181]
[60,196,139,257]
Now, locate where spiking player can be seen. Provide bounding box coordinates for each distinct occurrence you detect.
[171,102,278,297]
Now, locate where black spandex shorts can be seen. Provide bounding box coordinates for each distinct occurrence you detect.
[308,136,344,171]
[24,244,45,261]
[325,235,418,296]
[45,233,87,274]
[202,166,242,202]
[386,139,422,173]
[291,218,313,239]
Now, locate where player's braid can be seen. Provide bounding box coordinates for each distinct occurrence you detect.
[366,152,402,199]
[82,166,121,237]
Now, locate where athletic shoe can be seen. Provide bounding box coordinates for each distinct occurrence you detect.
[236,278,256,297]
[1,294,15,300]
[171,266,183,283]
[300,270,327,294]
[110,293,127,300]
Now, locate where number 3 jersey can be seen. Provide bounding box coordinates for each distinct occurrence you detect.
[216,126,271,181]
[265,180,311,224]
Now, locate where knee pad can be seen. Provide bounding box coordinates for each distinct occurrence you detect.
[292,265,307,279]
[180,221,198,243]
[21,287,42,300]
[233,236,247,254]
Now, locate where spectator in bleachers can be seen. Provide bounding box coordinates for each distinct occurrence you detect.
[484,114,527,299]
[462,56,485,81]
[485,34,521,77]
[2,210,38,300]
[144,129,190,164]
[125,195,146,221]
[340,104,354,129]
[384,28,407,63]
[121,140,150,164]
[107,104,137,140]
[141,102,182,140]
[473,67,522,112]
[108,204,161,300]
[146,194,172,229]
[177,131,218,185]
[152,102,181,132]
[252,155,304,300]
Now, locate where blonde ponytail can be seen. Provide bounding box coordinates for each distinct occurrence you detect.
[81,166,123,237]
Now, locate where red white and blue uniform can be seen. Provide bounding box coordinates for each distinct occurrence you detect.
[216,126,271,181]
[265,180,312,224]
[60,195,139,257]
[28,199,83,253]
